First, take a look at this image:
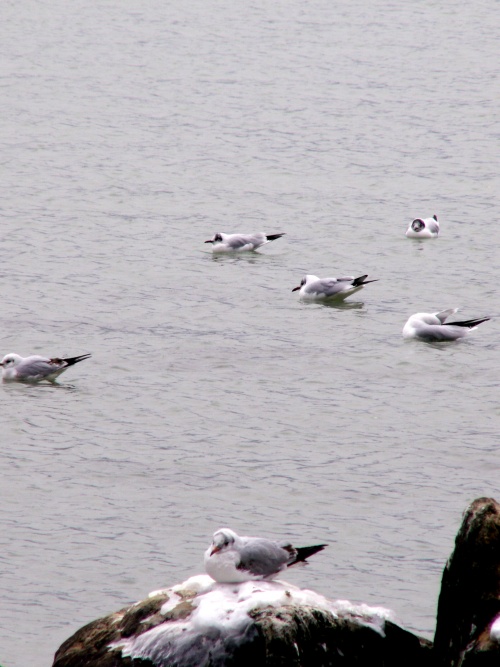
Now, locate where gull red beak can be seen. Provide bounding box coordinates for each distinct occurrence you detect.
[204,239,214,244]
[292,286,300,292]
[210,545,221,556]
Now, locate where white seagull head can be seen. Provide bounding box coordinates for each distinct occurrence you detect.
[0,353,23,369]
[209,528,239,555]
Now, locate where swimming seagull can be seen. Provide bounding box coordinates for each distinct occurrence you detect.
[405,215,440,238]
[0,353,91,383]
[204,232,285,253]
[292,274,377,302]
[402,309,490,342]
[204,528,327,583]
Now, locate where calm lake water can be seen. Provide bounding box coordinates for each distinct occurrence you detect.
[0,1,498,665]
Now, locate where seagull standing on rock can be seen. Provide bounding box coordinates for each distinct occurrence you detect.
[204,528,327,583]
[204,232,285,253]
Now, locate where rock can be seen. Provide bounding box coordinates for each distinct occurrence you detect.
[56,495,500,666]
[52,576,430,667]
[52,592,170,667]
[434,497,500,666]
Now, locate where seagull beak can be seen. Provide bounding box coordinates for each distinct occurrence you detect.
[210,545,221,556]
[292,286,300,292]
[204,239,214,244]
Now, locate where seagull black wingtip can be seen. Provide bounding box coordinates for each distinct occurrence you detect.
[291,543,328,565]
[442,317,490,329]
[61,354,92,366]
[351,275,378,287]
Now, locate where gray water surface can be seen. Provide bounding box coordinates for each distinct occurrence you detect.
[0,1,498,665]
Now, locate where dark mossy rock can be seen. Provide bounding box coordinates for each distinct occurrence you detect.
[249,606,431,666]
[434,497,500,666]
[53,593,171,667]
[53,577,430,667]
[54,496,500,667]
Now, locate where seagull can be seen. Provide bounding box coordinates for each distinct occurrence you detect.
[204,527,327,583]
[204,232,285,253]
[0,353,91,383]
[292,274,377,302]
[405,215,440,238]
[402,309,490,342]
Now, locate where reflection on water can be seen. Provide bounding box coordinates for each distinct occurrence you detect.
[304,300,366,310]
